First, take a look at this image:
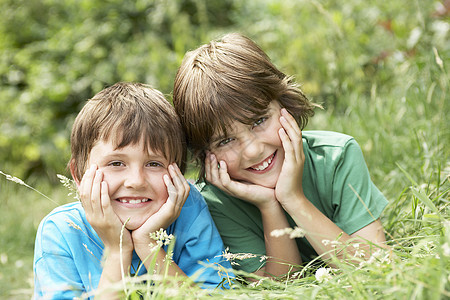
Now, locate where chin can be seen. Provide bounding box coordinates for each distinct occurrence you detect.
[253,174,279,189]
[121,217,147,231]
[258,181,277,189]
[125,222,145,231]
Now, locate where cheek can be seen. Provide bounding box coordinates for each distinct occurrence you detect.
[214,149,240,169]
[154,184,169,204]
[150,173,169,201]
[100,171,116,187]
[215,153,242,179]
[267,123,283,146]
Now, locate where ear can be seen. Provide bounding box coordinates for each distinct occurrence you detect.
[69,159,81,188]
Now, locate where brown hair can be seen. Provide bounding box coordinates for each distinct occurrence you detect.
[173,33,320,180]
[70,82,186,182]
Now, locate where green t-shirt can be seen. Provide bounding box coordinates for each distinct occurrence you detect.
[197,131,388,273]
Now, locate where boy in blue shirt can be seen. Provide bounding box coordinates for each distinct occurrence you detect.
[34,82,233,299]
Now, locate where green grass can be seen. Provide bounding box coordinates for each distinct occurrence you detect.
[0,177,72,298]
[2,165,447,299]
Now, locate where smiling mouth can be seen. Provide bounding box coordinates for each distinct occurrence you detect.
[248,151,276,171]
[116,198,150,204]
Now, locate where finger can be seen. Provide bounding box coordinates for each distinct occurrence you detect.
[79,165,97,215]
[217,160,232,188]
[280,114,303,162]
[164,172,187,212]
[206,153,222,187]
[279,127,296,164]
[163,173,177,201]
[204,152,213,182]
[281,108,301,135]
[280,115,300,142]
[217,160,244,196]
[168,164,182,188]
[169,163,190,202]
[100,181,114,219]
[91,169,104,217]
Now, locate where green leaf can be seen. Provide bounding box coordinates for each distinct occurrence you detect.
[396,163,418,186]
[411,187,439,214]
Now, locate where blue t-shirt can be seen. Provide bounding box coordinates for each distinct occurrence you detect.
[34,183,233,299]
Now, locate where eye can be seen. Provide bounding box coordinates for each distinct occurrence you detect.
[147,161,164,168]
[252,117,267,129]
[218,137,234,147]
[108,161,124,167]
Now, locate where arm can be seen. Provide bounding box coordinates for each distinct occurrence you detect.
[276,110,387,266]
[255,201,302,277]
[206,154,301,278]
[281,197,386,265]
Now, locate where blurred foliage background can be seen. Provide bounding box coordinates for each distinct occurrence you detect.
[0,0,448,188]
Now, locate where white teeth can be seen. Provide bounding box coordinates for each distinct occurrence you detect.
[119,198,149,204]
[253,155,273,171]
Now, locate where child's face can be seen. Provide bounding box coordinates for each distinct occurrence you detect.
[210,101,284,188]
[87,138,170,230]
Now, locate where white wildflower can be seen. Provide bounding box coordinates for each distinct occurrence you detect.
[259,255,268,262]
[366,249,391,266]
[149,228,174,247]
[1,172,26,185]
[330,240,341,248]
[322,239,331,246]
[233,253,257,260]
[354,249,366,258]
[407,27,422,49]
[218,248,233,261]
[0,253,8,264]
[163,251,174,263]
[216,247,256,266]
[442,243,450,257]
[149,228,174,262]
[289,227,306,238]
[315,267,332,283]
[57,174,79,200]
[270,228,289,237]
[15,260,24,268]
[0,170,56,204]
[248,278,266,288]
[270,226,305,239]
[164,288,179,297]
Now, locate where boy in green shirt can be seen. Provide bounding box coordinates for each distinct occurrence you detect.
[173,33,389,277]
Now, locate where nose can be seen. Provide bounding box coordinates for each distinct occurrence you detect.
[240,131,264,161]
[124,167,146,189]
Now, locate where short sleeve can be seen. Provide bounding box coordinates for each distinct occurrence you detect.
[201,184,266,273]
[170,185,235,288]
[34,219,84,299]
[331,139,388,234]
[33,203,103,300]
